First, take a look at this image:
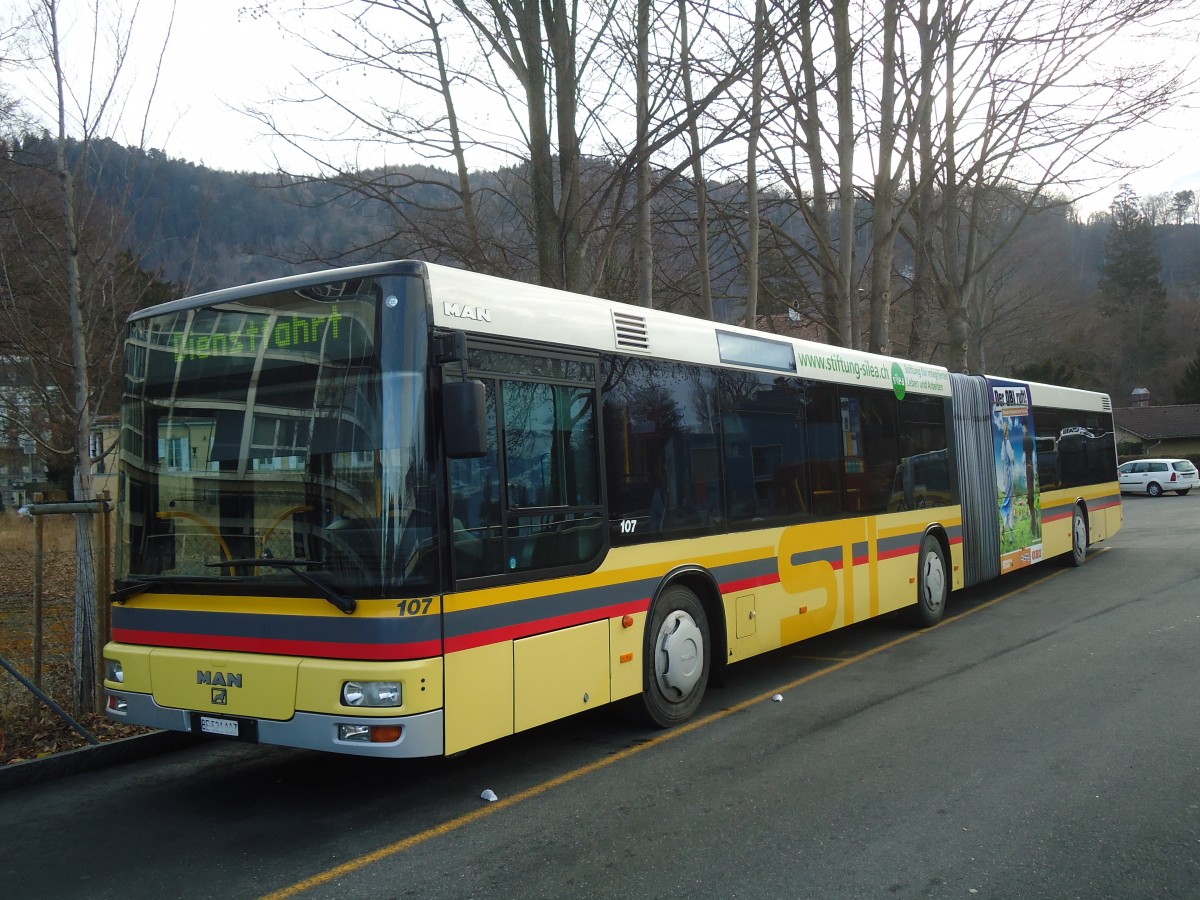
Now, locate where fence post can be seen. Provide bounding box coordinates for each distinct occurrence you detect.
[27,499,115,717]
[95,494,113,710]
[32,511,44,692]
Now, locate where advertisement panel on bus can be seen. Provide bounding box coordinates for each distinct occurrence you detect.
[988,378,1042,573]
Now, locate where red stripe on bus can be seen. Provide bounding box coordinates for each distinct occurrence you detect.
[111,628,440,661]
[444,597,651,654]
[877,544,920,562]
[720,572,781,594]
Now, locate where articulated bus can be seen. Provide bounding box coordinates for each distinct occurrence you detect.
[103,260,1122,757]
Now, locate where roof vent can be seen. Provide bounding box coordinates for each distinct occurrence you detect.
[612,310,650,353]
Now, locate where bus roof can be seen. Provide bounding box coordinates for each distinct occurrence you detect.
[131,259,1110,408]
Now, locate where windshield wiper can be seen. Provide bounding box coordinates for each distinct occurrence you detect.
[211,558,357,614]
[111,575,226,604]
[111,578,164,604]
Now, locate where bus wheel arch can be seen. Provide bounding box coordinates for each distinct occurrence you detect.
[1064,501,1089,567]
[904,527,949,628]
[637,570,721,727]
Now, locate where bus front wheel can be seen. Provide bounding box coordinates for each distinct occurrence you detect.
[639,584,711,728]
[905,535,947,628]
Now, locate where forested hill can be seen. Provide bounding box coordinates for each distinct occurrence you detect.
[32,135,1200,306]
[15,135,463,294]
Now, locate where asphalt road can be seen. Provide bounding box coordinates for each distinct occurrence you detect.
[1,495,1197,899]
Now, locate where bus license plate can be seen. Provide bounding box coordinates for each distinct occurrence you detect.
[198,715,239,737]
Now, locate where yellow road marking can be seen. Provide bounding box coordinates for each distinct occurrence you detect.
[262,560,1089,899]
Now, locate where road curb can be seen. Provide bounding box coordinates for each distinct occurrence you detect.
[0,731,197,793]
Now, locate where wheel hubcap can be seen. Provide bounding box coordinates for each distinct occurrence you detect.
[1074,515,1086,557]
[655,610,704,700]
[921,551,945,611]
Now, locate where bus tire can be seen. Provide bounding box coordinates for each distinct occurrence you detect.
[638,584,711,728]
[905,535,947,628]
[1063,504,1087,567]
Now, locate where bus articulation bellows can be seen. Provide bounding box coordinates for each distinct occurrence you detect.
[103,260,1122,757]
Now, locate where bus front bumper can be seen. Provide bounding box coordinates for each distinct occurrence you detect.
[105,689,445,758]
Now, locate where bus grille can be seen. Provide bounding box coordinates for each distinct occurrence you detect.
[612,311,650,352]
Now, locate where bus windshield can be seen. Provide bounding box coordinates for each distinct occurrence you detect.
[115,272,434,598]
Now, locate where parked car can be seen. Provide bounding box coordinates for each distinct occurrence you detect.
[1116,458,1199,496]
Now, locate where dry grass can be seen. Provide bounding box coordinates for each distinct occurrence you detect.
[0,514,141,765]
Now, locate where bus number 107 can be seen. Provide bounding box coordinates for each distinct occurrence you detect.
[397,598,435,616]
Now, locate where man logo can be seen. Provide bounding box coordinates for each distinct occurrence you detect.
[197,670,242,688]
[443,302,492,323]
[211,688,228,705]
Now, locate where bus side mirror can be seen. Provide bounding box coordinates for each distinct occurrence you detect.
[443,379,487,459]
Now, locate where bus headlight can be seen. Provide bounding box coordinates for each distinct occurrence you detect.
[342,681,401,708]
[105,659,124,684]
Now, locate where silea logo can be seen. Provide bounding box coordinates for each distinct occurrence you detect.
[891,362,907,400]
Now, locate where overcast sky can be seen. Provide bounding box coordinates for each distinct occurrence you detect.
[9,1,1200,215]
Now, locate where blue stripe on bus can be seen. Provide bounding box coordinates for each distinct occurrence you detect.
[790,547,843,568]
[112,605,442,646]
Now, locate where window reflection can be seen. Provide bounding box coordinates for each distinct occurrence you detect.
[450,355,603,581]
[1034,408,1117,490]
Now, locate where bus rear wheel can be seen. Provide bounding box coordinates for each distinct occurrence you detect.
[639,584,710,727]
[905,535,947,628]
[1063,504,1087,567]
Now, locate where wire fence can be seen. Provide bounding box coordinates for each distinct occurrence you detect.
[0,507,113,760]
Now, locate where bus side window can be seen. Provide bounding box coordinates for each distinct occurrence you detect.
[803,383,843,518]
[895,394,952,510]
[449,378,503,579]
[602,356,722,543]
[451,359,604,581]
[719,370,810,528]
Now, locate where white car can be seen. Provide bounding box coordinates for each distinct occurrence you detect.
[1117,458,1198,496]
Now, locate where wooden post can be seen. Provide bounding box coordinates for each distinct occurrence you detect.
[32,511,44,692]
[99,493,112,639]
[26,498,117,714]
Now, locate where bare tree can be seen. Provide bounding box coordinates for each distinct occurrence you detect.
[742,0,765,328]
[754,4,836,343]
[920,0,1186,372]
[2,0,174,713]
[634,0,652,308]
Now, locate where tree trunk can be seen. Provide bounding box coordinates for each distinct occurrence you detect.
[429,8,483,270]
[744,0,765,330]
[679,0,713,320]
[49,0,98,714]
[797,2,845,345]
[635,0,653,308]
[867,0,898,356]
[833,0,856,348]
[509,2,561,287]
[545,0,586,292]
[908,0,940,363]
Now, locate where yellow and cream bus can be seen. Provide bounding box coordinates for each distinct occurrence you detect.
[103,261,1122,756]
